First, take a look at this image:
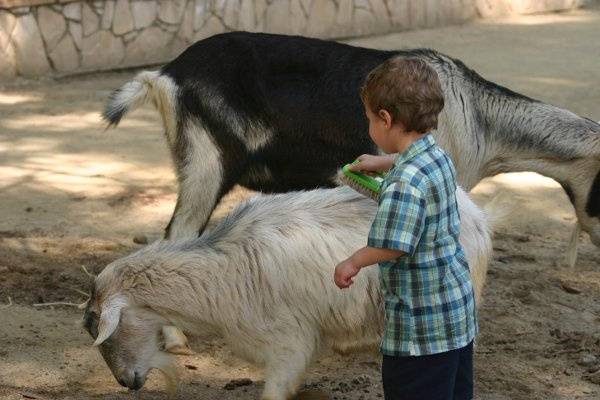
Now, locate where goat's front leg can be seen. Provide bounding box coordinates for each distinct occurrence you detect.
[164,122,226,239]
[261,334,318,400]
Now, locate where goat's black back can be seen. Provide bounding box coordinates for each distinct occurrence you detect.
[161,32,401,192]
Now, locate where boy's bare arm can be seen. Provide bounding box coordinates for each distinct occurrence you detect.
[334,246,405,289]
[349,154,396,174]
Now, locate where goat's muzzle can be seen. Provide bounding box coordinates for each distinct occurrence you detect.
[116,369,147,391]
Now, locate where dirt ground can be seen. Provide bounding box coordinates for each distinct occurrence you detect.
[1,6,600,400]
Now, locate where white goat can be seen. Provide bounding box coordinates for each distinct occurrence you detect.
[83,186,493,400]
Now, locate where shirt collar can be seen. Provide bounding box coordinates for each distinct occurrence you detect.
[394,134,435,166]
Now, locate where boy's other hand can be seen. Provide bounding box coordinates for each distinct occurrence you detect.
[334,259,361,289]
[349,154,395,174]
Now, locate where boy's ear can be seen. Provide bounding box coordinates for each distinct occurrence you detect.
[378,109,393,129]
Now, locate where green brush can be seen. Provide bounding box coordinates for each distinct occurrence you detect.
[337,161,385,201]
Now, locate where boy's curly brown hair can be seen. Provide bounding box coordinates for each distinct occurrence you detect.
[360,57,445,134]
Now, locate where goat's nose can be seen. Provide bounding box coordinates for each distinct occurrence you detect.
[130,371,145,391]
[116,370,142,390]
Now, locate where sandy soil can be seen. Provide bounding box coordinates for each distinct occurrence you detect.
[1,6,600,400]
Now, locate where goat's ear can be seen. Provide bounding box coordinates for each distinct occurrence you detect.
[94,296,128,346]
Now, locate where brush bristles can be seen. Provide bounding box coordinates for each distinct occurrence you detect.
[335,169,380,202]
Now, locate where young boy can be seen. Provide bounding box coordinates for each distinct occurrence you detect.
[334,58,477,400]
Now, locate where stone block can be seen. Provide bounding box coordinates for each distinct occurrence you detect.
[239,0,256,31]
[408,0,426,29]
[38,6,66,51]
[305,0,336,37]
[82,3,100,36]
[0,38,16,79]
[336,0,353,28]
[178,0,195,42]
[113,0,134,35]
[132,0,157,29]
[513,0,579,13]
[290,0,307,34]
[214,0,227,14]
[0,10,17,51]
[11,14,51,76]
[370,0,392,31]
[192,15,225,41]
[63,3,82,21]
[81,30,125,69]
[11,7,31,16]
[264,0,289,33]
[193,0,210,31]
[301,0,313,14]
[455,0,474,22]
[437,0,453,24]
[388,0,411,28]
[123,31,138,42]
[424,0,439,28]
[352,6,377,37]
[254,0,268,30]
[49,35,79,72]
[254,0,268,19]
[449,0,468,23]
[158,0,187,24]
[0,11,17,79]
[101,0,115,30]
[69,21,82,50]
[0,11,17,38]
[224,0,241,28]
[476,0,583,17]
[93,1,104,13]
[461,0,478,20]
[0,25,9,55]
[159,20,179,32]
[124,26,172,65]
[170,36,188,58]
[475,0,509,17]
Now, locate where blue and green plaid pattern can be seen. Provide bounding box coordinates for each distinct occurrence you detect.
[367,134,478,356]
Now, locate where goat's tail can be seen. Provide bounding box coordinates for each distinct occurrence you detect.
[103,70,176,129]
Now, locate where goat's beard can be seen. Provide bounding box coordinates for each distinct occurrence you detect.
[150,351,179,395]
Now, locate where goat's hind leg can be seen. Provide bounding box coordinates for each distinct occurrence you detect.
[162,122,225,352]
[164,121,225,239]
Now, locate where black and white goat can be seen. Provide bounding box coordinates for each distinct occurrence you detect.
[104,32,600,253]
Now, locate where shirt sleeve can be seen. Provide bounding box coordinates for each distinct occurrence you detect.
[367,181,427,256]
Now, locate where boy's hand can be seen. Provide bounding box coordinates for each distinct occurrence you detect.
[349,154,395,174]
[334,259,361,289]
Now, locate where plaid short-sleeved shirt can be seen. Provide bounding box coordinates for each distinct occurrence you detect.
[368,134,478,357]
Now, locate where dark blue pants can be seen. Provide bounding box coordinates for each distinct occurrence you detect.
[382,341,473,400]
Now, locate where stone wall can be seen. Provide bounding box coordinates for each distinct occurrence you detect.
[0,0,594,81]
[476,0,592,17]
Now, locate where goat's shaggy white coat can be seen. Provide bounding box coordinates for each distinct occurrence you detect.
[86,187,492,400]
